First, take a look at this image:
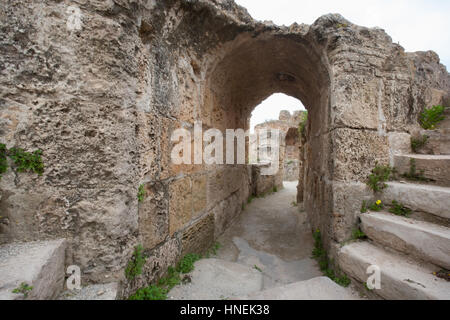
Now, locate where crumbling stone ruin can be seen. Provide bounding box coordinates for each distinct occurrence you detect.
[0,0,449,300]
[251,110,305,182]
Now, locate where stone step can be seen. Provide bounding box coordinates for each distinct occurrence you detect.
[417,129,450,155]
[381,182,450,220]
[394,154,450,187]
[0,239,66,300]
[59,283,118,300]
[168,258,263,300]
[338,242,450,300]
[437,107,450,130]
[361,212,450,269]
[237,277,360,300]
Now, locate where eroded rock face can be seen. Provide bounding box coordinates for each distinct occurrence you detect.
[0,0,449,293]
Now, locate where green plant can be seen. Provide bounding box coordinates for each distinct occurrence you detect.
[128,285,167,300]
[254,265,262,273]
[360,201,368,213]
[291,201,298,207]
[272,186,278,193]
[401,159,430,182]
[389,200,412,217]
[247,196,256,204]
[8,147,44,175]
[366,163,393,193]
[128,252,205,300]
[312,230,350,287]
[137,184,146,202]
[125,245,146,280]
[368,200,384,212]
[352,228,367,240]
[419,105,446,130]
[298,111,308,139]
[176,253,201,274]
[205,242,222,258]
[157,266,181,291]
[0,144,45,179]
[336,23,349,29]
[0,144,7,179]
[411,135,429,153]
[12,282,33,298]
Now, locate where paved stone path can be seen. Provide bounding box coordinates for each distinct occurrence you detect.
[169,182,362,300]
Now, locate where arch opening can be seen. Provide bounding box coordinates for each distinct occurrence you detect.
[203,33,332,220]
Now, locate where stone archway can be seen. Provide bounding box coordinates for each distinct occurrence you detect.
[201,31,332,244]
[1,0,448,296]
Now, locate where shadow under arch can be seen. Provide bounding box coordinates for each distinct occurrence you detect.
[203,31,332,216]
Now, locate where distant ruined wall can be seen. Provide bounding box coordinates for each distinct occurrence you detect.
[0,0,449,294]
[252,110,304,182]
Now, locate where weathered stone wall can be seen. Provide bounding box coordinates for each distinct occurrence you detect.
[252,111,304,181]
[1,0,449,295]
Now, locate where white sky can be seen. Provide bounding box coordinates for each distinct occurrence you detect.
[238,0,450,131]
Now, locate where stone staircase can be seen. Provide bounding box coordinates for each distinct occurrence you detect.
[0,239,118,300]
[339,110,450,300]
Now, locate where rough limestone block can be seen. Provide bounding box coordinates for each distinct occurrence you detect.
[388,132,411,167]
[138,182,169,249]
[339,242,450,300]
[181,213,215,256]
[0,239,66,300]
[332,128,389,182]
[169,177,193,235]
[192,174,207,218]
[361,212,450,269]
[381,182,450,220]
[394,154,450,187]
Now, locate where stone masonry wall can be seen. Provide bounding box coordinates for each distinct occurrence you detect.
[0,0,448,295]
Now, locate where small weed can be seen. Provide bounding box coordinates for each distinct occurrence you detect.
[419,105,446,130]
[369,200,384,212]
[336,23,349,29]
[272,186,278,193]
[434,269,450,282]
[389,200,412,217]
[360,201,368,213]
[366,163,393,193]
[291,201,298,207]
[128,252,205,300]
[254,265,262,273]
[411,135,429,153]
[298,111,308,139]
[137,184,146,202]
[157,266,181,291]
[352,228,367,240]
[176,253,201,274]
[128,285,167,300]
[205,242,222,258]
[12,282,33,298]
[125,244,146,280]
[247,196,256,204]
[0,145,44,179]
[401,159,430,182]
[0,144,7,179]
[312,229,350,287]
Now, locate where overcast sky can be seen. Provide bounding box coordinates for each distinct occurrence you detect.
[238,0,450,132]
